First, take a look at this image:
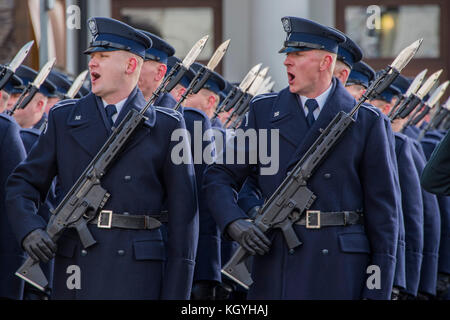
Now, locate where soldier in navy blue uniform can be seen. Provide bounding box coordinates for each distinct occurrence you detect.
[137,31,177,109]
[5,17,198,300]
[419,134,448,299]
[334,34,362,85]
[370,85,425,298]
[0,112,27,299]
[345,61,375,100]
[380,77,443,299]
[137,34,222,299]
[421,130,450,300]
[339,50,407,296]
[402,118,443,299]
[11,65,60,300]
[203,17,400,299]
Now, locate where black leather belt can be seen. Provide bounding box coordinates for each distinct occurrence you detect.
[89,210,168,230]
[296,210,363,229]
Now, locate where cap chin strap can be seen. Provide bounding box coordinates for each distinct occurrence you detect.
[278,40,325,53]
[85,40,132,52]
[144,53,161,62]
[345,80,368,89]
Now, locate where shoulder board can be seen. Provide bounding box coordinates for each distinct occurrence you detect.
[394,132,407,142]
[360,103,381,117]
[183,106,208,120]
[0,112,15,124]
[20,127,40,137]
[421,137,438,144]
[155,106,182,121]
[51,99,77,112]
[251,93,278,104]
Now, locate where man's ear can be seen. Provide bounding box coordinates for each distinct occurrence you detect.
[157,63,167,81]
[126,57,138,74]
[320,54,334,71]
[382,103,391,115]
[35,98,46,112]
[207,94,217,109]
[337,68,349,84]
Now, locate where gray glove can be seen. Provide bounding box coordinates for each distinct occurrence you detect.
[226,219,271,255]
[22,229,57,263]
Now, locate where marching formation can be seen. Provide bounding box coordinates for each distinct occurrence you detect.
[0,15,449,301]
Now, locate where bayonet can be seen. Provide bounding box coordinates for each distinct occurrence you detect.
[389,39,423,73]
[426,81,449,108]
[416,69,443,100]
[225,67,270,127]
[65,70,88,99]
[256,76,272,95]
[247,67,269,96]
[164,35,209,93]
[206,39,231,71]
[32,58,57,89]
[391,69,442,120]
[0,41,34,90]
[387,69,427,118]
[405,69,427,97]
[402,80,449,130]
[182,35,209,69]
[239,63,262,92]
[8,41,35,72]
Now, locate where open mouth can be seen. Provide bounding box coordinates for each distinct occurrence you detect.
[287,72,295,84]
[91,71,101,83]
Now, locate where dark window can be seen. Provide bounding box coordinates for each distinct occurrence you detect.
[336,0,449,99]
[112,0,223,72]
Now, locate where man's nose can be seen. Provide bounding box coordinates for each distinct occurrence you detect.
[88,56,97,67]
[283,54,291,66]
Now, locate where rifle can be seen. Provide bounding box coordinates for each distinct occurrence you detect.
[387,69,427,119]
[15,35,209,292]
[400,80,449,131]
[210,64,261,122]
[390,69,442,121]
[222,39,422,289]
[7,58,56,116]
[224,67,269,127]
[174,39,230,111]
[229,78,274,130]
[418,96,450,141]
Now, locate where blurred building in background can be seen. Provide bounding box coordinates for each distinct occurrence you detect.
[1,0,448,94]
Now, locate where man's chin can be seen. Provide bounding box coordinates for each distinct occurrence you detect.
[288,85,299,94]
[91,86,101,96]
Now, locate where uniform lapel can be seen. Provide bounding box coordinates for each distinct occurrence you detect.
[270,88,307,148]
[285,78,356,171]
[67,93,110,158]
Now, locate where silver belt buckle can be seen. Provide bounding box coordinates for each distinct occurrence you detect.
[306,210,321,229]
[97,210,113,229]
